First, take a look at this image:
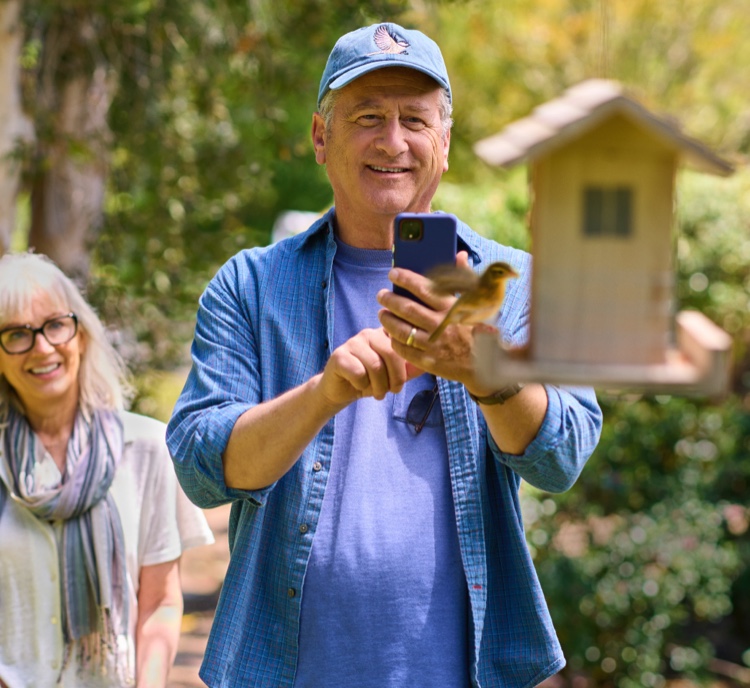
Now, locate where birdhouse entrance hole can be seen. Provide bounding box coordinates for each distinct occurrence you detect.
[583,186,633,237]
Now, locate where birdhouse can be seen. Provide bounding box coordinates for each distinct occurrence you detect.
[472,79,734,395]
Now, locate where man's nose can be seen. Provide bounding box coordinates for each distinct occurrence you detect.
[375,118,409,157]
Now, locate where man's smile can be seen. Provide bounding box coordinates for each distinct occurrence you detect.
[368,165,409,173]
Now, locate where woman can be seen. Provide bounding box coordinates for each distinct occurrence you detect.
[0,252,214,688]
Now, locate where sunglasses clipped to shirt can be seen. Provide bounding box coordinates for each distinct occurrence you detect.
[0,313,79,355]
[406,380,440,434]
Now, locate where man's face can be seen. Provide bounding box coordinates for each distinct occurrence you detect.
[313,67,450,234]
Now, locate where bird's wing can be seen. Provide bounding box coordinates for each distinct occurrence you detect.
[373,25,400,52]
[426,264,479,295]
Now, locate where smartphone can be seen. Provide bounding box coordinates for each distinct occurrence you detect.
[392,212,458,303]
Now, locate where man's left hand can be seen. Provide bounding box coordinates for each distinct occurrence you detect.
[377,251,496,397]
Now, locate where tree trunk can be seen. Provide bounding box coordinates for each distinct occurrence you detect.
[0,0,34,255]
[28,63,115,279]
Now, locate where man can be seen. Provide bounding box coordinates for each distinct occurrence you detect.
[167,22,602,688]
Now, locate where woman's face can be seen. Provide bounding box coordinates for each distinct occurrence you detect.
[0,291,84,417]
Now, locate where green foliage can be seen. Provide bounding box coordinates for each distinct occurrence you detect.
[86,0,413,373]
[676,170,750,372]
[525,395,745,686]
[528,492,737,687]
[433,166,530,251]
[430,0,750,165]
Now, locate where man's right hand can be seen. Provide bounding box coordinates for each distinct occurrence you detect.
[223,326,419,491]
[317,327,422,411]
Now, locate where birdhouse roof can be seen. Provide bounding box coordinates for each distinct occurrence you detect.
[474,79,733,177]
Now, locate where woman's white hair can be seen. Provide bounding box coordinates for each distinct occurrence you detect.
[0,252,131,415]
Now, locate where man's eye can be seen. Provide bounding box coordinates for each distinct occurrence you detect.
[357,114,380,124]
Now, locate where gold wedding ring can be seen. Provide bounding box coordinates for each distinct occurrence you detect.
[406,326,417,347]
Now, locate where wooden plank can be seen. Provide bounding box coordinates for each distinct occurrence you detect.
[475,310,731,397]
[676,310,733,396]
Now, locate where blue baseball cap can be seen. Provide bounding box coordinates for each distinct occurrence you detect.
[317,22,452,108]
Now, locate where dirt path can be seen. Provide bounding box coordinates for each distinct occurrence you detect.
[168,504,231,687]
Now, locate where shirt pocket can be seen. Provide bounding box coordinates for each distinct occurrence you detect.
[391,374,444,429]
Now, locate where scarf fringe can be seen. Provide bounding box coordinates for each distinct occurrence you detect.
[60,607,132,684]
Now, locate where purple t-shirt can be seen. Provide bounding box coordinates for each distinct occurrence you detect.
[294,239,469,687]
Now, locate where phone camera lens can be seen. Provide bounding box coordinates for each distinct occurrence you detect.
[400,219,423,241]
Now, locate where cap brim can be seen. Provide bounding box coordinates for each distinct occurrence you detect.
[323,61,451,104]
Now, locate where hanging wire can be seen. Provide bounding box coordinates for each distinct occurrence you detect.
[599,0,611,78]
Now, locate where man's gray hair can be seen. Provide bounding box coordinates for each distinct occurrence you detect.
[318,86,454,140]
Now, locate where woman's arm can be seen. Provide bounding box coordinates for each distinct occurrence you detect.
[136,559,183,688]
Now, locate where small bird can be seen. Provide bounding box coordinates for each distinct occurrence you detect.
[427,261,519,343]
[370,25,410,55]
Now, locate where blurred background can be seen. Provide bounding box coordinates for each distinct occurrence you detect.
[1,1,749,686]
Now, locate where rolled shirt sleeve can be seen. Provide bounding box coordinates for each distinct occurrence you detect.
[488,383,602,492]
[166,258,272,509]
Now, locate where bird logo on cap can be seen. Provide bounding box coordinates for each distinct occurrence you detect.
[368,24,409,55]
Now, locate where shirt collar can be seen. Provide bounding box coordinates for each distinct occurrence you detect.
[295,208,336,251]
[295,207,483,266]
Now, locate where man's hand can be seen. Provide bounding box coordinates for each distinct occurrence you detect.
[318,327,422,410]
[376,251,488,393]
[377,251,548,456]
[223,326,422,491]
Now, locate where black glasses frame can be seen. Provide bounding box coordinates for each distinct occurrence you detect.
[406,381,440,434]
[0,313,78,355]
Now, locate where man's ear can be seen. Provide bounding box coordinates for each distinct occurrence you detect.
[442,127,451,173]
[311,113,326,165]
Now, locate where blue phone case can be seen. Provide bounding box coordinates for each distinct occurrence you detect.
[392,212,458,303]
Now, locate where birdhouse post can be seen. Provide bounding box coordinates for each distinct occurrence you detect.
[473,79,734,395]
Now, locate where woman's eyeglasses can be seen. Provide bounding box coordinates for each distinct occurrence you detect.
[0,313,78,354]
[406,381,440,434]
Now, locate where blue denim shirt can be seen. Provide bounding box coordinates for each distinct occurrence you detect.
[167,209,603,688]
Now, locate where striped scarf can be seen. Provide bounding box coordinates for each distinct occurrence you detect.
[0,406,129,677]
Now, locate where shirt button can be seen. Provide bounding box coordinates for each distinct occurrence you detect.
[288,588,297,598]
[312,462,322,472]
[321,280,327,289]
[299,523,309,534]
[50,616,58,625]
[51,660,59,670]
